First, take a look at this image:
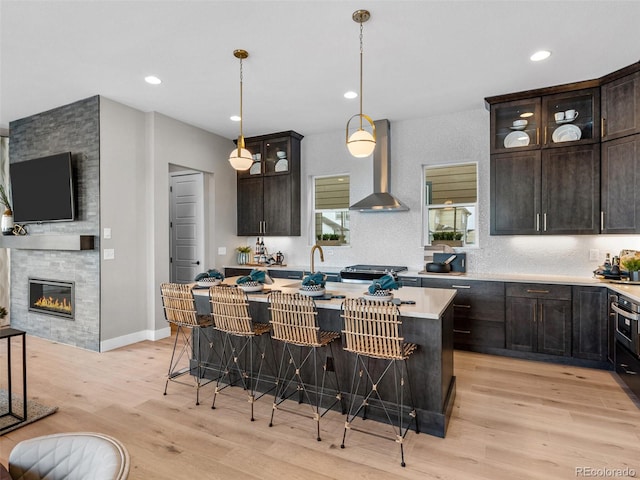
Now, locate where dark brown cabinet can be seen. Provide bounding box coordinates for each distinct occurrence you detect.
[491,144,600,235]
[572,286,608,362]
[506,283,571,357]
[601,134,640,233]
[601,71,640,141]
[422,279,505,350]
[236,131,303,236]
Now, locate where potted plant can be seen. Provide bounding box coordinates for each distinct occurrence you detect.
[236,245,252,265]
[431,231,463,247]
[317,233,342,246]
[621,252,640,282]
[0,184,13,236]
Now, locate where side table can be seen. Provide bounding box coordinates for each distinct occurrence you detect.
[0,328,27,432]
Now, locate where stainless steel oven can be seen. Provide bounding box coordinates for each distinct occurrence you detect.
[611,294,640,358]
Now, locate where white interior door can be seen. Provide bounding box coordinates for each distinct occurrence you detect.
[170,172,205,283]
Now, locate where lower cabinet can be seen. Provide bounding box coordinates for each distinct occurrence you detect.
[572,286,608,362]
[422,278,505,350]
[506,283,572,357]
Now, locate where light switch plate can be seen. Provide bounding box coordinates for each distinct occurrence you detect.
[104,248,115,260]
[218,247,227,255]
[103,227,111,239]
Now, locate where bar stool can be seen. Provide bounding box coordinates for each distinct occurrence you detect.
[209,285,273,421]
[268,291,343,441]
[340,298,418,467]
[160,282,216,406]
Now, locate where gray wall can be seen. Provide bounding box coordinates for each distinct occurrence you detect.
[99,106,235,348]
[8,96,101,350]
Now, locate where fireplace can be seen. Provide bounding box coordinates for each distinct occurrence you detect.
[28,278,75,320]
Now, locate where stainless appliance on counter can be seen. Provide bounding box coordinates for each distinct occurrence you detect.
[340,264,408,284]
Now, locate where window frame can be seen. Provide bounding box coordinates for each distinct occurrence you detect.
[311,173,351,247]
[422,162,478,248]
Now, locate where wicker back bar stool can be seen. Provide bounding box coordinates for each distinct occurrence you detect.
[340,298,419,467]
[209,285,274,421]
[160,282,216,406]
[268,291,344,441]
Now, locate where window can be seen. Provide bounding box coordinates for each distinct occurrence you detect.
[313,175,350,245]
[423,163,477,246]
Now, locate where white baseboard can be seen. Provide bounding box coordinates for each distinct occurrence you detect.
[100,326,171,352]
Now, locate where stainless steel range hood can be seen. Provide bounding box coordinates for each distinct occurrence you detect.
[349,119,409,212]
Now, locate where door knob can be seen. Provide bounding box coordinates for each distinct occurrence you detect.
[191,261,200,265]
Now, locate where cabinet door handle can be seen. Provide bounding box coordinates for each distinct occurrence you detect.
[536,127,540,145]
[601,118,606,137]
[543,213,547,231]
[544,126,547,145]
[600,211,605,231]
[453,304,471,309]
[527,289,550,294]
[533,303,537,323]
[453,329,471,334]
[451,285,471,289]
[536,213,540,232]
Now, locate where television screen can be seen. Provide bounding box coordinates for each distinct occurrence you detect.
[10,152,75,223]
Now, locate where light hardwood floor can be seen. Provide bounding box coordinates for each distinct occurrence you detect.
[1,334,639,479]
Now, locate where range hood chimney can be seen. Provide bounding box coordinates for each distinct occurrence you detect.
[349,119,409,212]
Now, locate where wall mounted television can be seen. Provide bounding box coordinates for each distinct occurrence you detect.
[10,152,76,223]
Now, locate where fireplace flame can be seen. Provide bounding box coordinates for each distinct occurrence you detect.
[35,296,72,313]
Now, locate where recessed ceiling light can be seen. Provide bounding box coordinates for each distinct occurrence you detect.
[144,75,162,85]
[344,91,358,99]
[530,50,551,62]
[230,115,241,122]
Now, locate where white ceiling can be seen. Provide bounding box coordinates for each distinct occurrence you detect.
[1,0,640,140]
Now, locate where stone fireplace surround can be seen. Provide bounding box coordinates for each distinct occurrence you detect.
[8,96,101,351]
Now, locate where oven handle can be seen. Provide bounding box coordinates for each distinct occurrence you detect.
[611,302,640,321]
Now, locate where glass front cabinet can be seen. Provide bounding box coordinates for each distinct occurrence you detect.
[489,87,600,154]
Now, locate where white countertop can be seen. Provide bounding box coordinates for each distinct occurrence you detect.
[224,265,640,304]
[193,277,456,320]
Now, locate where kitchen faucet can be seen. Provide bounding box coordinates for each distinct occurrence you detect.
[310,244,324,273]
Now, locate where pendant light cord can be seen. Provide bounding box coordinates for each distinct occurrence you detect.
[359,21,364,130]
[239,56,244,146]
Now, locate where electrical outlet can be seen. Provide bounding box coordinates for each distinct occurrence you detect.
[218,247,227,255]
[589,249,600,261]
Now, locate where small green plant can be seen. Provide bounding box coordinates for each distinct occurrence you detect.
[622,255,640,272]
[236,245,252,253]
[432,231,463,241]
[0,184,11,214]
[0,306,7,320]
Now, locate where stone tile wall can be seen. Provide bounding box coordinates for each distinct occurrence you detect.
[8,96,100,350]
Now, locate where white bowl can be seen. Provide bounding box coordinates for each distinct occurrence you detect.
[238,281,264,292]
[196,278,221,287]
[363,290,393,302]
[512,119,527,128]
[276,151,287,159]
[299,285,326,297]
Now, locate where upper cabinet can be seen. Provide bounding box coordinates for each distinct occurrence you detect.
[487,61,640,236]
[489,87,600,154]
[237,131,303,236]
[601,70,640,142]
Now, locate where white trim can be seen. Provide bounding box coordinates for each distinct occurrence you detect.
[100,326,170,352]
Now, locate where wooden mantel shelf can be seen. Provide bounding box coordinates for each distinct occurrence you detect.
[0,234,95,251]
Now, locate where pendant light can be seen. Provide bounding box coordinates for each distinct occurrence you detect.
[229,49,253,170]
[346,9,376,158]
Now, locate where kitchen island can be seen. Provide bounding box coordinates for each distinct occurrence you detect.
[192,278,456,437]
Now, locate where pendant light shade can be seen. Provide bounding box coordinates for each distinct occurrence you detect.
[346,9,376,158]
[229,49,253,171]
